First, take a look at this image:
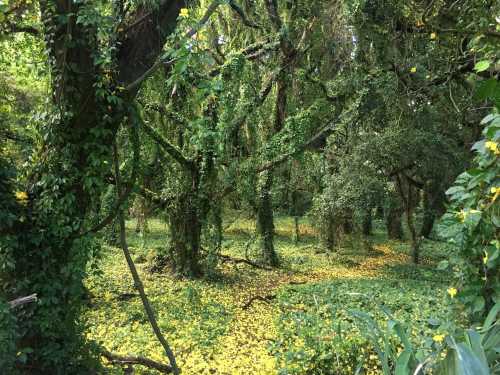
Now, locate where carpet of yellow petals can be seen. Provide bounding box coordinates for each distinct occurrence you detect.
[83,218,436,374]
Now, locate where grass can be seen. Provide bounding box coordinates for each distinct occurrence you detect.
[83,215,458,374]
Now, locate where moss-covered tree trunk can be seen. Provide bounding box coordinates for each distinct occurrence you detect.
[256,170,279,266]
[133,195,151,235]
[168,192,203,278]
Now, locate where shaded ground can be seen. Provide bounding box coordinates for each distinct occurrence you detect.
[83,216,454,374]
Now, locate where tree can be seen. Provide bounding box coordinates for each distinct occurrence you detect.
[0,0,187,371]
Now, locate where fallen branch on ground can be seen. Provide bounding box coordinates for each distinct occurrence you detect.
[219,254,272,271]
[242,294,276,309]
[102,350,172,373]
[288,281,307,285]
[8,294,37,308]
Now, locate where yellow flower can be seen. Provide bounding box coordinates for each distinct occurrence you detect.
[491,187,498,194]
[447,287,457,298]
[485,141,499,154]
[483,251,488,264]
[430,32,437,40]
[180,8,189,18]
[433,334,445,343]
[15,191,28,203]
[457,210,466,222]
[410,67,417,73]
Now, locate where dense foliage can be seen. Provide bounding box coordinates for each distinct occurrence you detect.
[0,0,499,374]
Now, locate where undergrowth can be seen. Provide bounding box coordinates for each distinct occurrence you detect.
[83,216,458,374]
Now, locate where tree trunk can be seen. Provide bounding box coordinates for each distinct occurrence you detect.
[420,187,445,238]
[293,216,300,244]
[342,215,354,235]
[256,170,279,266]
[167,192,202,277]
[133,195,150,236]
[362,208,372,236]
[420,190,435,239]
[385,198,404,240]
[394,175,421,264]
[320,213,337,251]
[406,208,420,264]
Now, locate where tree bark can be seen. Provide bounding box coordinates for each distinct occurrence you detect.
[395,175,420,264]
[385,195,404,240]
[320,212,337,251]
[168,191,203,278]
[256,170,279,266]
[293,216,300,244]
[420,187,445,238]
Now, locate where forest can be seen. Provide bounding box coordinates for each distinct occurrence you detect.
[0,0,499,374]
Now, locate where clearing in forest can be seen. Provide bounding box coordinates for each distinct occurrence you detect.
[83,217,454,374]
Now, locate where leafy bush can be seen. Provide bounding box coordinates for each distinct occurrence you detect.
[271,278,459,374]
[355,303,500,375]
[0,299,17,371]
[438,112,500,320]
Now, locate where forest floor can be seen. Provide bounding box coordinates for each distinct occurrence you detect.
[83,216,457,375]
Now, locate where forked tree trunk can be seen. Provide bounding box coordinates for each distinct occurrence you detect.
[420,190,435,239]
[133,195,150,235]
[394,175,421,264]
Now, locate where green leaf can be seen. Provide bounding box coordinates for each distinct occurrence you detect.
[483,302,500,331]
[395,349,411,375]
[474,60,490,73]
[437,260,449,270]
[440,343,490,375]
[472,296,485,313]
[480,113,498,125]
[476,80,498,101]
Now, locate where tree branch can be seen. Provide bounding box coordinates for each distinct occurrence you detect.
[219,254,272,271]
[255,121,336,173]
[124,0,223,92]
[140,117,194,171]
[102,350,173,373]
[2,22,40,35]
[241,294,276,309]
[114,141,180,375]
[229,1,260,29]
[8,294,37,309]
